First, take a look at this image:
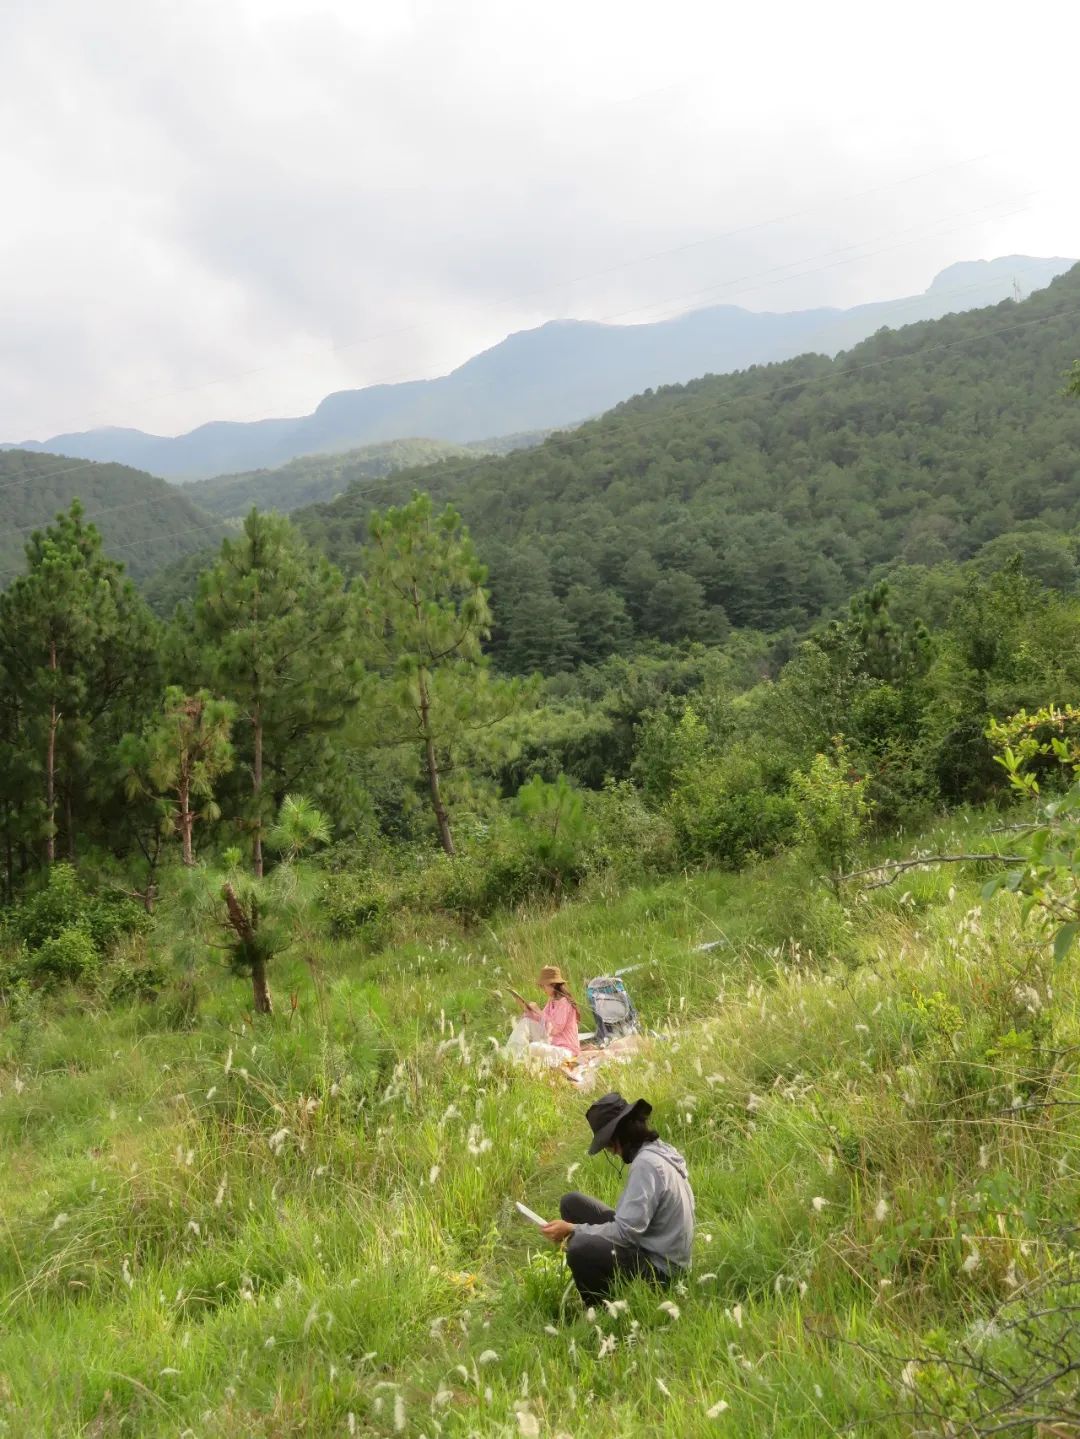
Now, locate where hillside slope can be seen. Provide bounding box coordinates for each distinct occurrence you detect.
[0,451,225,584]
[179,433,550,518]
[1,818,1077,1435]
[294,265,1080,670]
[7,256,1073,479]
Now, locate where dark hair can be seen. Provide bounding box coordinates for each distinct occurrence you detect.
[552,981,579,1018]
[613,1110,660,1163]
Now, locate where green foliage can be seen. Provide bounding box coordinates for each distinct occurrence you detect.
[296,270,1080,672]
[0,450,223,584]
[668,742,796,869]
[789,743,872,893]
[180,438,476,517]
[191,510,362,875]
[360,493,525,856]
[1,863,150,992]
[984,705,1080,963]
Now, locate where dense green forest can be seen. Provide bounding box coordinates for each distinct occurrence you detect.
[179,437,477,516]
[290,264,1080,671]
[0,451,224,583]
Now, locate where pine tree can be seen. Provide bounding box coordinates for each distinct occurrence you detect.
[360,493,522,856]
[120,688,235,867]
[191,511,361,876]
[0,502,157,868]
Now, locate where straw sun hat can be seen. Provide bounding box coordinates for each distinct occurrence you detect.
[538,965,568,987]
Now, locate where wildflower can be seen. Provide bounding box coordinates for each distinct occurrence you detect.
[393,1394,406,1432]
[544,1324,559,1336]
[597,1333,617,1359]
[214,1178,226,1207]
[811,1197,828,1213]
[706,1399,729,1417]
[697,1273,717,1285]
[603,1299,628,1317]
[746,1093,762,1113]
[961,1248,981,1275]
[814,1384,823,1399]
[268,1128,290,1155]
[429,1165,441,1184]
[121,1258,133,1288]
[477,1350,500,1365]
[347,1416,356,1436]
[656,1378,672,1397]
[159,1367,180,1377]
[51,1212,69,1232]
[874,1198,888,1222]
[729,1304,743,1328]
[658,1300,681,1321]
[206,1086,217,1100]
[429,1316,446,1339]
[566,1162,580,1183]
[516,1409,540,1437]
[899,1360,919,1392]
[224,1049,233,1075]
[434,1386,452,1407]
[979,1144,989,1169]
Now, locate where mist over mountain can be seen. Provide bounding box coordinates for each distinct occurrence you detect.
[5,255,1074,481]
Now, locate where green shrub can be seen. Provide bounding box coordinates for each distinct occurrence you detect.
[9,863,87,950]
[321,870,393,940]
[30,927,99,986]
[669,750,796,867]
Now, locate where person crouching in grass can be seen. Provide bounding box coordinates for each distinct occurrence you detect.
[541,1092,695,1305]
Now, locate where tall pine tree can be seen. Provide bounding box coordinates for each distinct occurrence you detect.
[191,511,362,876]
[360,494,522,856]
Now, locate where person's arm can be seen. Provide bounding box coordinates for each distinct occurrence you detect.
[571,1160,662,1246]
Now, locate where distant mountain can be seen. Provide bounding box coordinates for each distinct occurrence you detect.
[7,255,1074,480]
[181,432,550,517]
[291,265,1080,672]
[0,451,224,584]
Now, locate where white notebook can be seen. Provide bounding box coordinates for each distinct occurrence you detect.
[515,1201,549,1227]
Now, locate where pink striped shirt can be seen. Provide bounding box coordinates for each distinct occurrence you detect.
[540,995,581,1055]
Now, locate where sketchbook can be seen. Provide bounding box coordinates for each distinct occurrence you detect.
[515,1201,549,1227]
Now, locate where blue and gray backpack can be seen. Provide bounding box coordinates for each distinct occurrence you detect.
[585,973,639,1045]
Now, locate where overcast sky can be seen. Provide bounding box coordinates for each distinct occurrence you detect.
[2,0,1077,441]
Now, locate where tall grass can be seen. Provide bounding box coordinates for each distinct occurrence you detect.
[1,812,1077,1435]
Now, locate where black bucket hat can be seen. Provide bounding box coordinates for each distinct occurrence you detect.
[585,1091,653,1155]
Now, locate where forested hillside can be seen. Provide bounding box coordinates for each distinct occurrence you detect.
[0,451,224,583]
[7,255,1072,478]
[296,265,1080,671]
[177,433,550,517]
[180,438,475,516]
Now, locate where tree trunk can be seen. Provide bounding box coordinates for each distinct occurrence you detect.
[417,667,454,856]
[64,788,75,862]
[250,953,273,1015]
[252,706,264,878]
[179,777,194,866]
[222,881,272,1015]
[45,639,58,865]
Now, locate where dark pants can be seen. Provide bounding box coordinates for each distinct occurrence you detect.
[560,1191,666,1304]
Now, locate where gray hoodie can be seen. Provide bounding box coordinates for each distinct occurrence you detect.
[574,1140,695,1271]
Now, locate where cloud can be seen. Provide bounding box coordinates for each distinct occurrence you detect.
[1,0,1077,440]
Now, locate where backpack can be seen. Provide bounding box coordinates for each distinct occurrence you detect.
[585,974,639,1045]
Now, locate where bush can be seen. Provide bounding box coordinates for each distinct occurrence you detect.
[669,748,796,867]
[31,927,100,986]
[321,871,394,941]
[1,864,151,995]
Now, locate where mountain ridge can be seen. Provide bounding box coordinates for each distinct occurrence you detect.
[6,255,1074,480]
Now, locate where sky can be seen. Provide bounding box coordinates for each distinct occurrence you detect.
[2,0,1078,441]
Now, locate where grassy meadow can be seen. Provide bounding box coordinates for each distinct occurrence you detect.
[2,810,1078,1438]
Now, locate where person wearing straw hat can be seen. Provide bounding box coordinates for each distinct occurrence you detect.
[540,1092,695,1304]
[513,965,581,1057]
